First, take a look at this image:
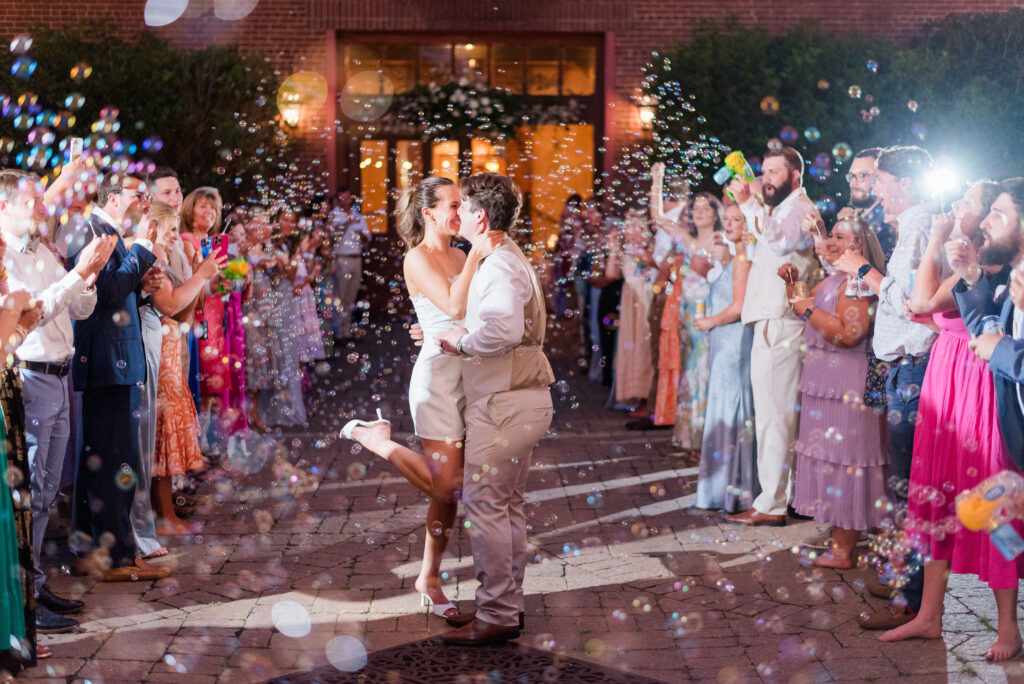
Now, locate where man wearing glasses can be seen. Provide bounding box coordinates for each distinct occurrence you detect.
[67,173,171,581]
[839,147,897,260]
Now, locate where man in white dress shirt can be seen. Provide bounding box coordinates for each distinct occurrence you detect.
[328,190,371,340]
[0,169,115,630]
[726,147,821,526]
[435,173,554,645]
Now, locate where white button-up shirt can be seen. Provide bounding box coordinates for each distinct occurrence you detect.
[871,202,937,361]
[330,207,371,257]
[4,232,97,363]
[461,246,531,357]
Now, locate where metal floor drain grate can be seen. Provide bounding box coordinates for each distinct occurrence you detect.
[266,636,669,683]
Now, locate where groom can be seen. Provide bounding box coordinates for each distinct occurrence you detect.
[436,173,555,645]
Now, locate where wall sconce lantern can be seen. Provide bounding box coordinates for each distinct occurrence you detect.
[636,95,658,132]
[277,71,329,130]
[280,93,302,128]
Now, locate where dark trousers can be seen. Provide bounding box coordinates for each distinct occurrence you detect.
[646,292,668,407]
[886,359,929,612]
[72,384,140,568]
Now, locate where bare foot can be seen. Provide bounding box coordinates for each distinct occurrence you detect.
[156,519,204,536]
[144,547,170,559]
[879,613,943,642]
[414,576,450,607]
[986,628,1023,661]
[351,422,391,456]
[813,551,855,569]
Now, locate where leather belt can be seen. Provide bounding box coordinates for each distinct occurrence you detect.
[17,359,71,377]
[894,353,929,366]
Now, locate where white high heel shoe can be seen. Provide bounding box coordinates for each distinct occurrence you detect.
[420,592,458,620]
[339,409,390,440]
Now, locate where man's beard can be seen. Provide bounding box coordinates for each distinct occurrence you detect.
[850,191,874,209]
[979,231,1023,267]
[763,177,794,208]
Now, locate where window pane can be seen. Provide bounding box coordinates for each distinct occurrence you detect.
[491,45,524,94]
[455,43,488,86]
[344,44,380,77]
[382,44,416,93]
[359,140,388,234]
[562,46,596,96]
[527,46,559,95]
[471,138,506,176]
[396,140,423,191]
[430,140,459,182]
[419,44,453,84]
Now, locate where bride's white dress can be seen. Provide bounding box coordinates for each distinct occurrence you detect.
[408,291,466,441]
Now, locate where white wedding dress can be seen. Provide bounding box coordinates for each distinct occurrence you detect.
[408,289,466,441]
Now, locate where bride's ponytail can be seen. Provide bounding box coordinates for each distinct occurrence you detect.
[395,176,455,251]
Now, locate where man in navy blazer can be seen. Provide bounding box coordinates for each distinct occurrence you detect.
[67,173,170,580]
[950,178,1024,465]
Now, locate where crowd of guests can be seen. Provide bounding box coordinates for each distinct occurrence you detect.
[551,144,1024,660]
[0,161,370,674]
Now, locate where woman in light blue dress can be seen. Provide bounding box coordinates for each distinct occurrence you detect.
[694,204,757,512]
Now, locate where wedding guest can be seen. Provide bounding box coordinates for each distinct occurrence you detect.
[0,170,113,630]
[68,172,170,581]
[694,204,756,512]
[549,194,584,319]
[606,208,655,406]
[840,148,897,259]
[788,217,889,568]
[726,146,820,526]
[833,145,935,630]
[883,179,1024,660]
[329,190,371,342]
[263,209,307,427]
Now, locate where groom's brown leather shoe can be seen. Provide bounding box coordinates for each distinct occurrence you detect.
[725,508,786,527]
[441,618,520,646]
[445,610,525,630]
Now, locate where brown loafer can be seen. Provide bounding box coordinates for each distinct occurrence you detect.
[445,611,525,630]
[725,508,786,527]
[857,605,917,630]
[440,618,520,646]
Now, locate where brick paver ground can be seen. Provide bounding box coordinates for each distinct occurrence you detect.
[20,322,1024,683]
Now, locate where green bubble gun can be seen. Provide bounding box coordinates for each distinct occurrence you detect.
[713,151,756,201]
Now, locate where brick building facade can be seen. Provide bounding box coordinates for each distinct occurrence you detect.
[0,0,1015,230]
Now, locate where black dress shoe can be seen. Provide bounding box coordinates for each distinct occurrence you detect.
[625,418,671,431]
[36,605,78,633]
[38,584,84,615]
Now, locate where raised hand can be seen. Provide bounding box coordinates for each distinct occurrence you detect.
[929,213,956,244]
[197,251,228,280]
[727,178,751,205]
[18,300,43,331]
[471,230,505,258]
[777,263,799,284]
[944,235,982,284]
[73,234,117,282]
[141,265,166,294]
[833,248,870,276]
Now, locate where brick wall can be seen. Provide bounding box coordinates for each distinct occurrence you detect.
[0,0,1014,185]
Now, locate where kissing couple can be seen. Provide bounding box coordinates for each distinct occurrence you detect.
[342,172,554,645]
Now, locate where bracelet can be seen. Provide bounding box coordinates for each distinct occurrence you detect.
[455,335,466,355]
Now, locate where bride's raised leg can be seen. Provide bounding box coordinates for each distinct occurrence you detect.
[349,422,437,496]
[414,439,464,606]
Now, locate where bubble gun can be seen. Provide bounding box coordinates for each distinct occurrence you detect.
[712,151,756,201]
[219,257,249,294]
[955,470,1024,560]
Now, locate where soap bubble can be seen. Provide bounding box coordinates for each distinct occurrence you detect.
[907,100,919,113]
[866,59,879,73]
[214,0,260,21]
[11,56,37,80]
[848,85,862,99]
[766,137,783,151]
[144,0,189,27]
[814,153,831,167]
[341,71,394,122]
[911,122,928,141]
[832,142,853,163]
[779,126,799,143]
[816,79,830,90]
[271,600,311,638]
[325,636,367,672]
[804,127,821,143]
[64,93,86,110]
[70,63,93,81]
[759,96,780,115]
[9,36,32,54]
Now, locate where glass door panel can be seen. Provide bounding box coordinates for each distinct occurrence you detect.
[359,139,388,234]
[471,138,507,175]
[396,140,423,192]
[430,140,459,181]
[525,124,594,248]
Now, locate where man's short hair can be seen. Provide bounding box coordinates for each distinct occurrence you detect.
[854,147,883,161]
[875,146,933,192]
[96,172,146,206]
[1000,177,1024,219]
[764,147,804,183]
[151,166,178,182]
[0,169,31,202]
[459,173,522,233]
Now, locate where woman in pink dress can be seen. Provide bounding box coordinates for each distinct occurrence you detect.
[180,188,231,445]
[881,181,1024,661]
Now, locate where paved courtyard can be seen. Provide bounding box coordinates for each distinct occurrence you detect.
[20,323,1024,683]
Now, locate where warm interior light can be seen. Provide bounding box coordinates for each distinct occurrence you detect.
[281,103,301,127]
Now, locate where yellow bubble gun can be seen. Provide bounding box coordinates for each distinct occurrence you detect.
[220,257,249,294]
[712,151,756,201]
[955,470,1024,560]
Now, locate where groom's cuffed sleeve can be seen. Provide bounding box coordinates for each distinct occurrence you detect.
[460,252,531,357]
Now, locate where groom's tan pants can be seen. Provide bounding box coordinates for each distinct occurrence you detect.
[463,387,553,627]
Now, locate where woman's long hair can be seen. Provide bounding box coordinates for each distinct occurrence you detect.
[395,176,455,251]
[685,191,724,237]
[844,216,887,274]
[180,187,223,234]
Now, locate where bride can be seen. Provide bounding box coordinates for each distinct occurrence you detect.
[342,176,501,621]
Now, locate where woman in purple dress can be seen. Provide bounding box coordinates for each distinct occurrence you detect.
[786,217,889,569]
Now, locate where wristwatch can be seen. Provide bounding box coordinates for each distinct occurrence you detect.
[857,263,872,279]
[801,305,815,321]
[455,335,466,355]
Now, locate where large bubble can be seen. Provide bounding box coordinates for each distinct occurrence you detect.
[144,0,189,26]
[325,636,368,672]
[340,71,395,122]
[271,600,311,638]
[214,0,260,21]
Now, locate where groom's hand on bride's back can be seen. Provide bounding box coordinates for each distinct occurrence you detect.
[409,322,424,346]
